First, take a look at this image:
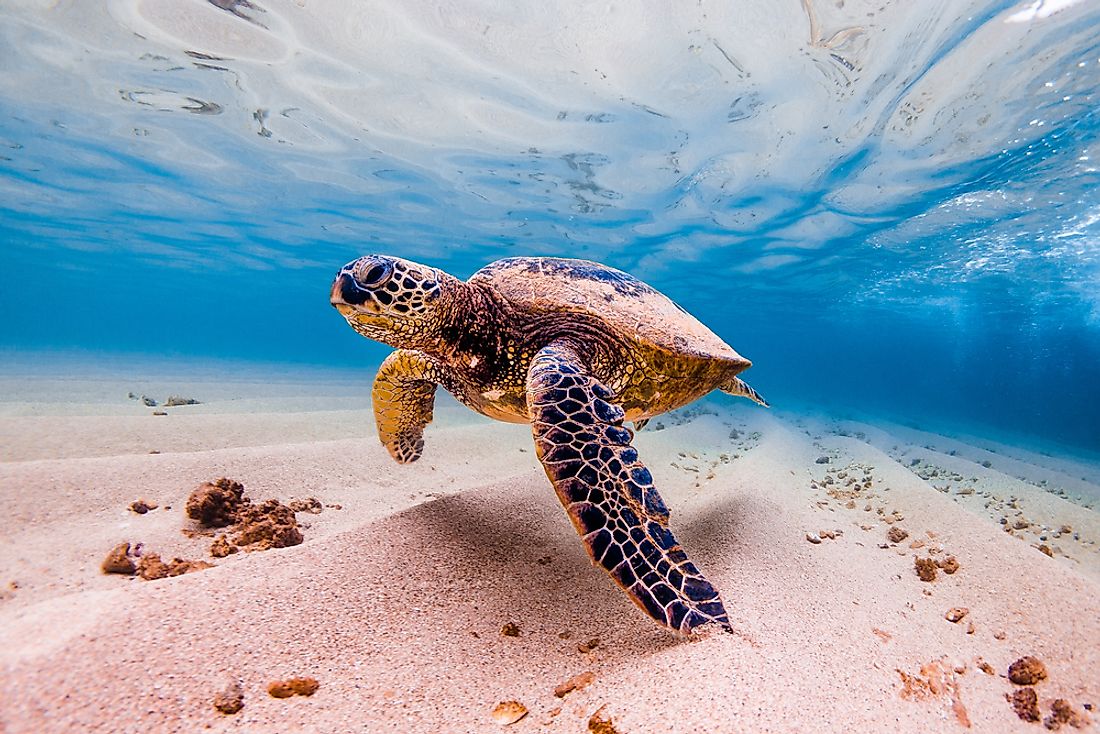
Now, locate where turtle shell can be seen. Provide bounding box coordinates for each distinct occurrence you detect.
[468,257,750,367]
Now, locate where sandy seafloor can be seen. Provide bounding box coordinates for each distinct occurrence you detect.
[0,356,1098,734]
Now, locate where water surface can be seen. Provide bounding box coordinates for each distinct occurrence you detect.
[1,0,1098,451]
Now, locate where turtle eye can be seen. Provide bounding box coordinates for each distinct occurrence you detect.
[357,261,393,289]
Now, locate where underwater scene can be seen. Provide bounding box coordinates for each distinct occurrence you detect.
[1,1,1099,732]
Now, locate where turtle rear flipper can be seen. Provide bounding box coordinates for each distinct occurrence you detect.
[527,341,731,634]
[373,349,440,463]
[720,375,769,407]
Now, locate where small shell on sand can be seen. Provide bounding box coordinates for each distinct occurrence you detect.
[491,700,528,725]
[945,607,969,623]
[805,532,822,544]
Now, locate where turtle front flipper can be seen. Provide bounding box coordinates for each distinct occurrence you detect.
[372,349,441,463]
[526,341,731,634]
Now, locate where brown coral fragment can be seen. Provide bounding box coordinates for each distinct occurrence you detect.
[186,478,244,528]
[129,500,158,514]
[553,671,596,698]
[953,692,973,728]
[268,677,319,699]
[233,500,303,550]
[577,637,601,654]
[1008,687,1041,722]
[490,700,528,725]
[897,659,971,728]
[1045,698,1087,730]
[588,706,622,734]
[210,536,237,558]
[887,527,909,543]
[102,543,210,580]
[136,553,212,581]
[213,679,244,715]
[937,556,960,574]
[1008,656,1048,686]
[188,478,303,552]
[290,678,320,696]
[135,554,171,580]
[102,543,136,575]
[915,557,938,582]
[288,497,323,514]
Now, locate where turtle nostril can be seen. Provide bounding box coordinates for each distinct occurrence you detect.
[332,273,369,306]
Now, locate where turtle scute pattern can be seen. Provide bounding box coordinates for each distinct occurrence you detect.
[527,342,732,634]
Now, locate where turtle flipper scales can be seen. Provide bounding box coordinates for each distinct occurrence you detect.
[526,341,731,634]
[372,349,440,463]
[720,375,769,408]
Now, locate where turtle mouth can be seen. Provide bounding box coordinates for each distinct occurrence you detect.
[334,304,389,327]
[331,273,370,307]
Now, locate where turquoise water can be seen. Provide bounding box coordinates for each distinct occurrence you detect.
[1,1,1098,451]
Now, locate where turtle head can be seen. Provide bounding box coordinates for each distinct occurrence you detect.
[330,255,457,349]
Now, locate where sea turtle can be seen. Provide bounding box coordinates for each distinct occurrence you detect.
[330,255,767,634]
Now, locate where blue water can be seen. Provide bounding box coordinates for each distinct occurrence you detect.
[1,1,1098,452]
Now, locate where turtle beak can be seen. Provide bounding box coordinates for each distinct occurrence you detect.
[330,273,362,314]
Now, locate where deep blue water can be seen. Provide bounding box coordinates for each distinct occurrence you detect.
[1,1,1098,452]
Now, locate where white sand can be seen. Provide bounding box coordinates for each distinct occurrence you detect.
[0,365,1097,733]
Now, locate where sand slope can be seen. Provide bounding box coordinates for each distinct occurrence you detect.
[1,376,1097,733]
